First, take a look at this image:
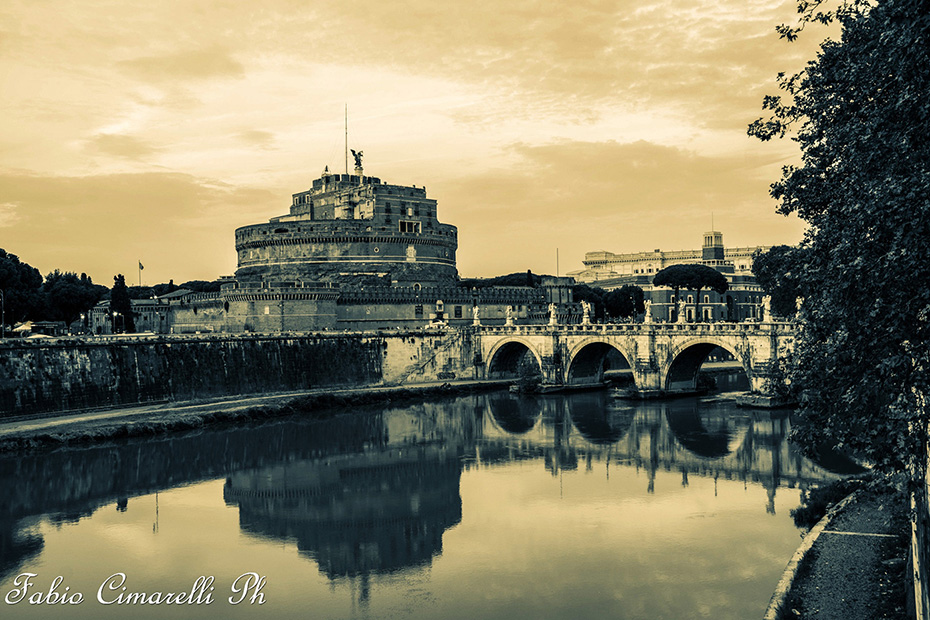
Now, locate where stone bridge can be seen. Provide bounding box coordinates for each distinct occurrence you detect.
[475,321,797,396]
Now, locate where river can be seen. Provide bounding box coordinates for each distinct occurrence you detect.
[0,390,849,619]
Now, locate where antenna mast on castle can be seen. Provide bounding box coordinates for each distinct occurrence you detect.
[344,104,348,175]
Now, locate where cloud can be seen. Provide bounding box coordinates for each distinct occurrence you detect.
[236,130,276,149]
[117,48,245,82]
[87,134,160,160]
[439,139,804,277]
[0,202,19,227]
[0,171,279,283]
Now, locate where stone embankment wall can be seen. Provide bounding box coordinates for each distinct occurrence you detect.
[0,330,476,418]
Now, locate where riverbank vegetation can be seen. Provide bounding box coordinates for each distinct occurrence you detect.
[749,0,929,485]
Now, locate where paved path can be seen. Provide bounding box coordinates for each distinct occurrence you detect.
[777,487,910,619]
[0,379,511,441]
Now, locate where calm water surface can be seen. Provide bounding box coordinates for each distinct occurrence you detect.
[0,391,845,619]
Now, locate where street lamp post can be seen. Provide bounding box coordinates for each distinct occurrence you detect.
[0,289,4,339]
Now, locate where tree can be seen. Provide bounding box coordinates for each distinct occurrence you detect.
[751,246,806,318]
[749,0,930,479]
[41,271,107,325]
[110,274,136,333]
[127,286,155,300]
[572,284,607,320]
[0,249,44,327]
[179,280,222,294]
[151,280,179,297]
[604,285,645,320]
[652,264,728,322]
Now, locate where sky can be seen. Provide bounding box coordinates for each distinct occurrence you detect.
[0,0,830,286]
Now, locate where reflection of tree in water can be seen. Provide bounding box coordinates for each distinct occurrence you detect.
[805,441,868,476]
[568,392,635,445]
[0,519,43,583]
[487,395,541,434]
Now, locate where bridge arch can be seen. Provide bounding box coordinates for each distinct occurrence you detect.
[565,338,635,386]
[663,338,750,393]
[486,338,543,380]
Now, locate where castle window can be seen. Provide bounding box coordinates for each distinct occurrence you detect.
[454,306,462,318]
[414,305,423,317]
[704,295,709,303]
[688,295,694,303]
[399,221,421,234]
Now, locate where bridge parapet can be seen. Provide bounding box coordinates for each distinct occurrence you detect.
[476,321,797,336]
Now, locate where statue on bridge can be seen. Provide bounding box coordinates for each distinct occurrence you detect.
[581,301,591,325]
[677,299,687,324]
[643,299,652,324]
[472,305,481,326]
[548,303,558,326]
[762,295,772,322]
[505,305,514,326]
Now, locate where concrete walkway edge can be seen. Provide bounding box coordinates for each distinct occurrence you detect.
[763,491,860,620]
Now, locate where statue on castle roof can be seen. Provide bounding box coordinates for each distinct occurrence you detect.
[351,149,363,169]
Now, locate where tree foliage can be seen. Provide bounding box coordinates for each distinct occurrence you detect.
[749,0,930,478]
[458,270,542,289]
[0,249,44,326]
[604,285,645,319]
[652,264,728,320]
[179,280,222,293]
[572,284,607,320]
[751,246,806,318]
[41,271,107,325]
[110,274,136,333]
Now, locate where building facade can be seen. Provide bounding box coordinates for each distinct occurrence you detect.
[568,231,769,322]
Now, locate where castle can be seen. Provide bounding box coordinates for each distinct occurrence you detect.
[92,162,572,334]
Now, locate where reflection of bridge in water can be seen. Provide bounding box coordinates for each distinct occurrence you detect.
[0,392,855,588]
[478,392,857,514]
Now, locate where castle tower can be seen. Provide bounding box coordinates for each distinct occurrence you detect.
[234,168,458,288]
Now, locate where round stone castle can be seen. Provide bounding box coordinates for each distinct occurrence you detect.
[94,160,573,334]
[234,165,458,288]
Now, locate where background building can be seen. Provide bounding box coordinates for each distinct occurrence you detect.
[568,231,768,322]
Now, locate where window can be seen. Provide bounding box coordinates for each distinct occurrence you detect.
[704,295,709,304]
[688,295,694,303]
[399,221,421,233]
[454,306,462,318]
[414,305,423,317]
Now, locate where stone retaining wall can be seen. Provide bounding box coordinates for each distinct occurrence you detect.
[0,330,477,418]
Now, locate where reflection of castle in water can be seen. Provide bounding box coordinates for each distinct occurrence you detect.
[223,443,462,580]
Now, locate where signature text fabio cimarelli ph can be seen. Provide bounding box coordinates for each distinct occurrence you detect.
[4,572,267,606]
